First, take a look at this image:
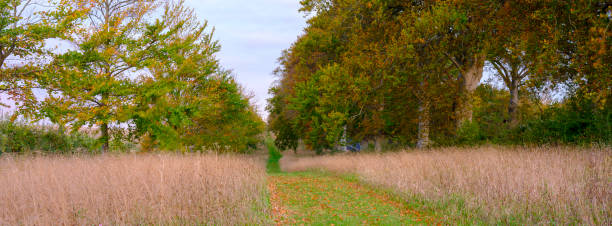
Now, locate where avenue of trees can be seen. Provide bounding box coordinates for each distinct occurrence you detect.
[0,0,264,152]
[268,0,611,152]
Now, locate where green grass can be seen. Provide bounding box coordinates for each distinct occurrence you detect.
[265,141,435,225]
[269,171,433,225]
[264,140,485,225]
[333,172,487,225]
[265,138,282,173]
[264,140,494,225]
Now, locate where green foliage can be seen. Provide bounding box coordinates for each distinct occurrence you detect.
[0,119,96,154]
[2,0,608,153]
[517,97,612,145]
[454,84,611,146]
[0,0,83,107]
[289,64,356,151]
[30,0,164,151]
[268,0,611,151]
[129,2,265,152]
[454,121,484,145]
[7,0,264,153]
[266,138,282,173]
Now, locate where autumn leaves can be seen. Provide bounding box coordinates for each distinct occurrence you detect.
[2,0,264,152]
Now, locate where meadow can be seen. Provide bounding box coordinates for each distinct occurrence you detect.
[1,0,609,224]
[0,146,610,225]
[0,153,268,225]
[281,146,611,225]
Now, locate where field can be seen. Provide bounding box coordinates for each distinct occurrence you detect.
[0,146,610,225]
[0,154,267,225]
[281,146,612,225]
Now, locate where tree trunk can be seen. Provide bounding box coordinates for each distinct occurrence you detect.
[101,123,109,153]
[341,125,348,152]
[374,136,384,152]
[455,56,485,129]
[508,78,520,127]
[416,98,431,149]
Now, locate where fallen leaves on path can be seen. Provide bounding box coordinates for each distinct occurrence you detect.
[268,177,297,225]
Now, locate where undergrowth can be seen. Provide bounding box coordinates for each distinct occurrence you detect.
[0,120,97,154]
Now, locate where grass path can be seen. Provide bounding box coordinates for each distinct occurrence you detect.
[265,140,435,225]
[268,172,434,225]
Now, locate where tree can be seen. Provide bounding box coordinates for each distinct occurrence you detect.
[36,0,164,151]
[268,0,355,152]
[268,0,611,150]
[435,0,500,129]
[130,1,264,152]
[488,48,532,127]
[536,1,610,106]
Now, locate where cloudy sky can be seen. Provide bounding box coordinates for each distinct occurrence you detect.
[184,0,307,119]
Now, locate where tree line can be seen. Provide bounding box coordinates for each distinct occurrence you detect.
[267,0,610,153]
[0,0,264,152]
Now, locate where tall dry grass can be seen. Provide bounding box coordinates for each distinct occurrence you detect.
[281,146,611,224]
[0,153,267,225]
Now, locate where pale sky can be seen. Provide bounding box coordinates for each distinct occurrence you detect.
[185,0,307,119]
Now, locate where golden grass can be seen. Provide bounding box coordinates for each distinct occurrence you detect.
[281,146,611,225]
[0,153,267,225]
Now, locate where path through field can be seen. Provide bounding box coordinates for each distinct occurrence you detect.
[268,172,434,225]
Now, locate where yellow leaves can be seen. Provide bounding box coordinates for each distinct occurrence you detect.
[104,47,117,56]
[592,60,601,69]
[76,112,89,120]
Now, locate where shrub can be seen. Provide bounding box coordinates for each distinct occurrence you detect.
[455,121,485,145]
[516,97,611,145]
[0,120,97,154]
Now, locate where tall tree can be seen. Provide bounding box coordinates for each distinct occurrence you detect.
[488,52,529,127]
[268,0,611,150]
[430,0,501,129]
[36,0,164,151]
[268,0,355,152]
[130,0,264,152]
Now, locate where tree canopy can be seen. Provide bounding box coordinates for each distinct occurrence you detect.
[268,0,611,152]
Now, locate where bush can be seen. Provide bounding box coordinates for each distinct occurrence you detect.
[516,98,611,145]
[455,121,485,145]
[460,84,611,146]
[0,120,97,154]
